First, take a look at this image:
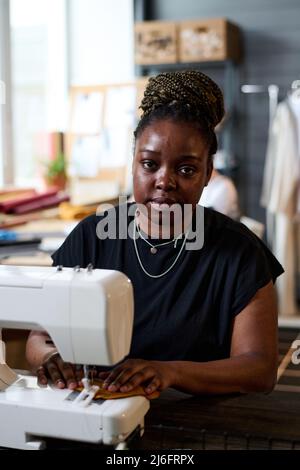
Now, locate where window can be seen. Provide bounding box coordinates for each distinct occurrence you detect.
[10,0,68,186]
[0,0,13,186]
[3,0,134,187]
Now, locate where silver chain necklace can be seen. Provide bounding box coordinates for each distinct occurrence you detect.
[136,221,183,254]
[133,216,190,279]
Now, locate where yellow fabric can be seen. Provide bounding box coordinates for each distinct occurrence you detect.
[76,379,160,400]
[58,202,99,220]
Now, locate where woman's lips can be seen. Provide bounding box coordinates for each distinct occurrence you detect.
[150,197,177,204]
[148,198,180,211]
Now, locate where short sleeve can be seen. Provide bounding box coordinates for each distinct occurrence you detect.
[51,215,97,268]
[230,237,284,317]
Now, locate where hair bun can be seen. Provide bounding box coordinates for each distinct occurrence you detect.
[140,70,224,129]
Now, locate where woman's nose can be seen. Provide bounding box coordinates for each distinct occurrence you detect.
[155,170,176,191]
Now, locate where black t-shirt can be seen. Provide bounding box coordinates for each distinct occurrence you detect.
[51,203,283,363]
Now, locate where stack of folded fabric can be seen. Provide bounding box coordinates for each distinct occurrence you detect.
[0,187,69,215]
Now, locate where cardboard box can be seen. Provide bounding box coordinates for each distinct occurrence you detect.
[179,18,242,63]
[134,21,178,65]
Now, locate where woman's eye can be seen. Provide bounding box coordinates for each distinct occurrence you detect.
[179,166,195,176]
[142,161,156,170]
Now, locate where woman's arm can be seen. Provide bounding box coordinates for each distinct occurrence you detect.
[26,330,57,373]
[26,331,81,389]
[101,281,278,395]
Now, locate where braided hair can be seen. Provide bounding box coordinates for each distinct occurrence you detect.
[134,70,225,156]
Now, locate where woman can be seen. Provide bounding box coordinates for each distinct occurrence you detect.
[26,70,283,396]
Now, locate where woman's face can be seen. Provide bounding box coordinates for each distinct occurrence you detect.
[133,119,212,212]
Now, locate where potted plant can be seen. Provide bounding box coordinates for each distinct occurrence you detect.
[44,152,67,190]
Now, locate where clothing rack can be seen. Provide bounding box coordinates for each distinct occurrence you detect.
[291,80,300,100]
[241,84,279,128]
[241,80,300,126]
[291,80,300,90]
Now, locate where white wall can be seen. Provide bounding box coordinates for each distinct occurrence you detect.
[69,0,134,85]
[1,0,134,186]
[0,0,13,185]
[10,0,68,131]
[0,59,4,186]
[10,0,68,185]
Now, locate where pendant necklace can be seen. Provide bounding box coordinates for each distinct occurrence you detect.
[135,221,183,254]
[133,216,190,279]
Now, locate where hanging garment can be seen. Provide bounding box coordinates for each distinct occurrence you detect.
[200,170,240,220]
[261,99,300,316]
[289,94,300,213]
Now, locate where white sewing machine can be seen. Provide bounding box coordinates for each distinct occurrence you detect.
[0,265,149,450]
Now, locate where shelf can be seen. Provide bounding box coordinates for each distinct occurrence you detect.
[136,59,237,73]
[278,316,300,329]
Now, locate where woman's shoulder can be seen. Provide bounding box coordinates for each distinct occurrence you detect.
[203,207,284,280]
[203,207,260,247]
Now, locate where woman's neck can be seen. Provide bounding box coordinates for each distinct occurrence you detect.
[135,207,193,239]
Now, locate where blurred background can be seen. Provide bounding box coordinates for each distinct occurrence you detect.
[0,0,300,327]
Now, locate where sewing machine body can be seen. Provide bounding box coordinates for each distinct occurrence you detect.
[0,374,148,449]
[0,265,149,450]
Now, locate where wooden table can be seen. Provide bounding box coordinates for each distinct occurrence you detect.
[133,328,300,450]
[2,324,300,451]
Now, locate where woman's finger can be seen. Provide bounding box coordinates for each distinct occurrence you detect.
[118,368,156,392]
[47,360,65,388]
[105,369,130,391]
[144,377,161,395]
[36,366,48,386]
[98,371,110,380]
[41,351,65,388]
[74,365,83,383]
[102,360,146,389]
[56,357,78,389]
[102,366,129,389]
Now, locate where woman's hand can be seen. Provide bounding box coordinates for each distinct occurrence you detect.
[36,351,83,390]
[99,359,174,395]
